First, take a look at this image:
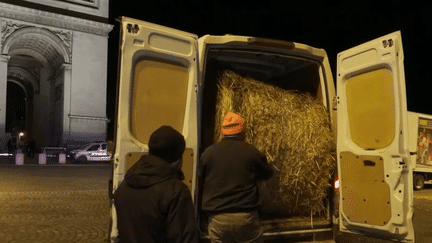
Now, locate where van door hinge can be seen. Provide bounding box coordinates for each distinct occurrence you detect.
[332,96,338,110]
[382,39,394,48]
[126,23,140,34]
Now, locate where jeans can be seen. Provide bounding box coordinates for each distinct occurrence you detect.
[208,211,263,243]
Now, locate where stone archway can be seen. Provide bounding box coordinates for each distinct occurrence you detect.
[5,80,26,136]
[7,66,38,144]
[1,25,72,150]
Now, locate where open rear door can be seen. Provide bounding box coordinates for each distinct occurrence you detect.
[337,31,414,242]
[109,17,199,241]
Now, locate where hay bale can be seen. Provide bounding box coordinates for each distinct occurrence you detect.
[215,70,335,216]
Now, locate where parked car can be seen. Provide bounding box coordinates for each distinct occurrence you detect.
[69,142,111,163]
[43,147,66,158]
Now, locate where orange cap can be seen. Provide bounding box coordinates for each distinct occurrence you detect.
[222,112,245,135]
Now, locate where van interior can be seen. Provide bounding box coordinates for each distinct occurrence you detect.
[198,47,335,236]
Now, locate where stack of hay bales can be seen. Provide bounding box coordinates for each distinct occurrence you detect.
[215,70,335,216]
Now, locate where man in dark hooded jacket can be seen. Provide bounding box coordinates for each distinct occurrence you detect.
[114,125,198,243]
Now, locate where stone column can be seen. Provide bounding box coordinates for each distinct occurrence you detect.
[62,63,72,144]
[48,77,56,146]
[0,55,10,151]
[36,66,51,148]
[26,92,34,141]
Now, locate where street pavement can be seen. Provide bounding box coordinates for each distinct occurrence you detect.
[412,184,432,242]
[0,157,111,243]
[0,156,431,242]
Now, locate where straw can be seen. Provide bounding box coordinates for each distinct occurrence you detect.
[215,70,336,216]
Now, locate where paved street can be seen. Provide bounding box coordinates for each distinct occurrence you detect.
[412,184,432,242]
[0,157,431,243]
[0,162,111,243]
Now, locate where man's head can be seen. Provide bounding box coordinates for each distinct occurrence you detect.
[222,112,245,136]
[148,126,185,163]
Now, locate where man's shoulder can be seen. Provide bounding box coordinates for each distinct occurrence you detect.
[228,139,261,151]
[158,176,190,192]
[206,139,258,150]
[156,178,193,203]
[201,142,220,155]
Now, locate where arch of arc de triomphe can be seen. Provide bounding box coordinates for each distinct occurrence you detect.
[0,0,113,152]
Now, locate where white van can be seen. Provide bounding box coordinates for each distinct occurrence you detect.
[109,17,414,242]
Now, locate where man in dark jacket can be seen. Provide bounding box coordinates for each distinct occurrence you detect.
[114,125,198,243]
[200,112,274,243]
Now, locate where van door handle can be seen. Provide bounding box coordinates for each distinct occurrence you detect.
[363,160,376,166]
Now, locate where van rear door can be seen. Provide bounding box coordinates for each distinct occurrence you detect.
[336,31,414,242]
[109,16,199,241]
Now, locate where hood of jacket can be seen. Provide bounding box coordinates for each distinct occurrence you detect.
[124,154,184,189]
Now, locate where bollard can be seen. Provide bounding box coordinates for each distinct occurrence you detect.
[59,153,66,164]
[39,153,46,165]
[15,153,24,165]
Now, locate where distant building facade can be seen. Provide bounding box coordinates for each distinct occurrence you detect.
[0,0,112,151]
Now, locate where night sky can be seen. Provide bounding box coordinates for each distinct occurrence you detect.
[106,1,431,140]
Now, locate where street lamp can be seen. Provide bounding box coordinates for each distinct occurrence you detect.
[18,132,24,149]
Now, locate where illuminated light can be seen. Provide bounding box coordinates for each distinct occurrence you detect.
[335,179,340,189]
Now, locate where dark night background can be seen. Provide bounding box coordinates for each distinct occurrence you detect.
[106,1,431,141]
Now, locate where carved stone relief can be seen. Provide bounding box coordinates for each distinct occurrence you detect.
[59,0,99,8]
[0,3,112,36]
[1,20,73,62]
[1,21,26,45]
